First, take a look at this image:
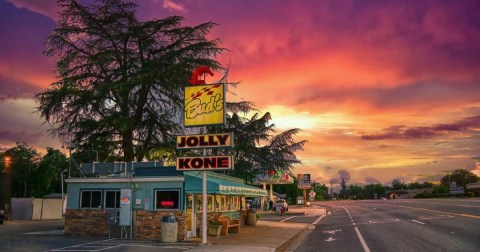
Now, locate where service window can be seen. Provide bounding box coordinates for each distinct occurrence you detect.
[105,190,120,208]
[156,190,180,210]
[81,190,102,208]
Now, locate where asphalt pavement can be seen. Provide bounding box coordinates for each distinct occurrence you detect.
[0,206,326,252]
[292,198,480,252]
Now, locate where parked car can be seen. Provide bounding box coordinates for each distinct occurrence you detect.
[246,199,260,210]
[0,209,5,224]
[274,199,288,212]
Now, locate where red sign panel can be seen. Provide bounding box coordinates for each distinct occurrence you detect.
[176,156,233,171]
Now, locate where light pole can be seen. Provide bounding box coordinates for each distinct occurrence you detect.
[61,169,68,217]
[2,156,13,218]
[93,150,99,162]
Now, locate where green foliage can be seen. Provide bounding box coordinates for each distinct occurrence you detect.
[37,0,225,161]
[391,178,407,190]
[36,148,68,196]
[216,105,306,183]
[1,144,67,200]
[407,181,434,189]
[440,169,479,188]
[4,143,41,198]
[312,183,329,200]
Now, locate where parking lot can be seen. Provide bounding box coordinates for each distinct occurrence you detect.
[0,220,197,252]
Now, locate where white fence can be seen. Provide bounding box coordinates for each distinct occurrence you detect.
[11,197,65,220]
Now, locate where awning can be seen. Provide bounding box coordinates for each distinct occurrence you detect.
[184,171,267,197]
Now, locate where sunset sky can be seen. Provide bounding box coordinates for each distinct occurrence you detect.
[1,0,480,187]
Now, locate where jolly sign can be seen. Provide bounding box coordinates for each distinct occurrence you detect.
[176,133,233,149]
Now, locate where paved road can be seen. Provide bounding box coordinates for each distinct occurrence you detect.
[293,198,480,252]
[0,220,196,252]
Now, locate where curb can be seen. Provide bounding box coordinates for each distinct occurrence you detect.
[274,228,306,252]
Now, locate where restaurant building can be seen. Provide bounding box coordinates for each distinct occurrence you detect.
[64,162,266,241]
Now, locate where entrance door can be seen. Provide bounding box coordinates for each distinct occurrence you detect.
[186,194,196,237]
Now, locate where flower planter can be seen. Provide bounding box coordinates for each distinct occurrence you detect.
[207,224,223,236]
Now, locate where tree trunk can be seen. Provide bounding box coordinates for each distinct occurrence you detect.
[23,181,27,198]
[122,131,135,161]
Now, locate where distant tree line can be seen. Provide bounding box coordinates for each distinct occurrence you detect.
[0,142,68,208]
[272,169,479,204]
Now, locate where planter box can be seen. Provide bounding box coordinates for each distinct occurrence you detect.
[207,225,222,236]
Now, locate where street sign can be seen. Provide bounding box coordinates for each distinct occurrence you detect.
[297,174,311,189]
[309,190,316,200]
[450,187,464,195]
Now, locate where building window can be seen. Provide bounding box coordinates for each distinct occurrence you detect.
[105,190,120,208]
[81,190,102,208]
[156,190,180,210]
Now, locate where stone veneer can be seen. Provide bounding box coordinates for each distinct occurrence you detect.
[135,210,186,241]
[64,209,109,237]
[64,209,186,241]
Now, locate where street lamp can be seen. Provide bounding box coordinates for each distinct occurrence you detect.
[2,156,13,218]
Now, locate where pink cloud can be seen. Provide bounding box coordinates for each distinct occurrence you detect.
[0,130,44,144]
[7,0,59,21]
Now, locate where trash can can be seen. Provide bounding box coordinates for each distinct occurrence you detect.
[246,209,257,226]
[160,215,178,243]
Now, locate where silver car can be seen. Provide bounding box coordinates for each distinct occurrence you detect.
[274,199,288,212]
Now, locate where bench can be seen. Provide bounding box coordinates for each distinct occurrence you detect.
[218,215,240,236]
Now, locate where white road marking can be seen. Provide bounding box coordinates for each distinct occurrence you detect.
[344,207,371,252]
[23,229,64,235]
[354,227,371,252]
[49,238,117,251]
[418,215,454,220]
[395,205,480,219]
[325,237,336,242]
[368,219,400,224]
[313,214,326,225]
[323,229,342,234]
[280,216,297,222]
[411,220,425,225]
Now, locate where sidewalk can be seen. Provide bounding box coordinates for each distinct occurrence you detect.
[186,206,325,252]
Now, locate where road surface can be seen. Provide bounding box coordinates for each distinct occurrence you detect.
[292,198,480,252]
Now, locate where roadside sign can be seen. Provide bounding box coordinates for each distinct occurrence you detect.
[184,84,225,127]
[176,156,233,171]
[176,133,233,149]
[297,174,311,189]
[450,187,464,195]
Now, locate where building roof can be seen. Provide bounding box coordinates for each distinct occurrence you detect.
[185,171,267,197]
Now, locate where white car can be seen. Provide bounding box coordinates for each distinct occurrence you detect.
[274,199,288,212]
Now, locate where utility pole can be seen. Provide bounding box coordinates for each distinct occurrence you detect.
[330,181,333,196]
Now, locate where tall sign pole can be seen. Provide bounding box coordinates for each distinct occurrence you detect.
[202,129,207,244]
[179,66,233,245]
[297,174,311,206]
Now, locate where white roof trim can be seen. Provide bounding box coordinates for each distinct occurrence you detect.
[66,177,184,183]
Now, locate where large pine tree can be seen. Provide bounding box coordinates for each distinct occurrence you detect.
[37,0,225,161]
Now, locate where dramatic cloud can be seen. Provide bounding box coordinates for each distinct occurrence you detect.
[161,0,185,12]
[0,130,43,144]
[6,0,59,20]
[0,76,42,101]
[329,178,341,184]
[1,0,480,184]
[362,115,480,140]
[365,177,380,184]
[337,170,351,181]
